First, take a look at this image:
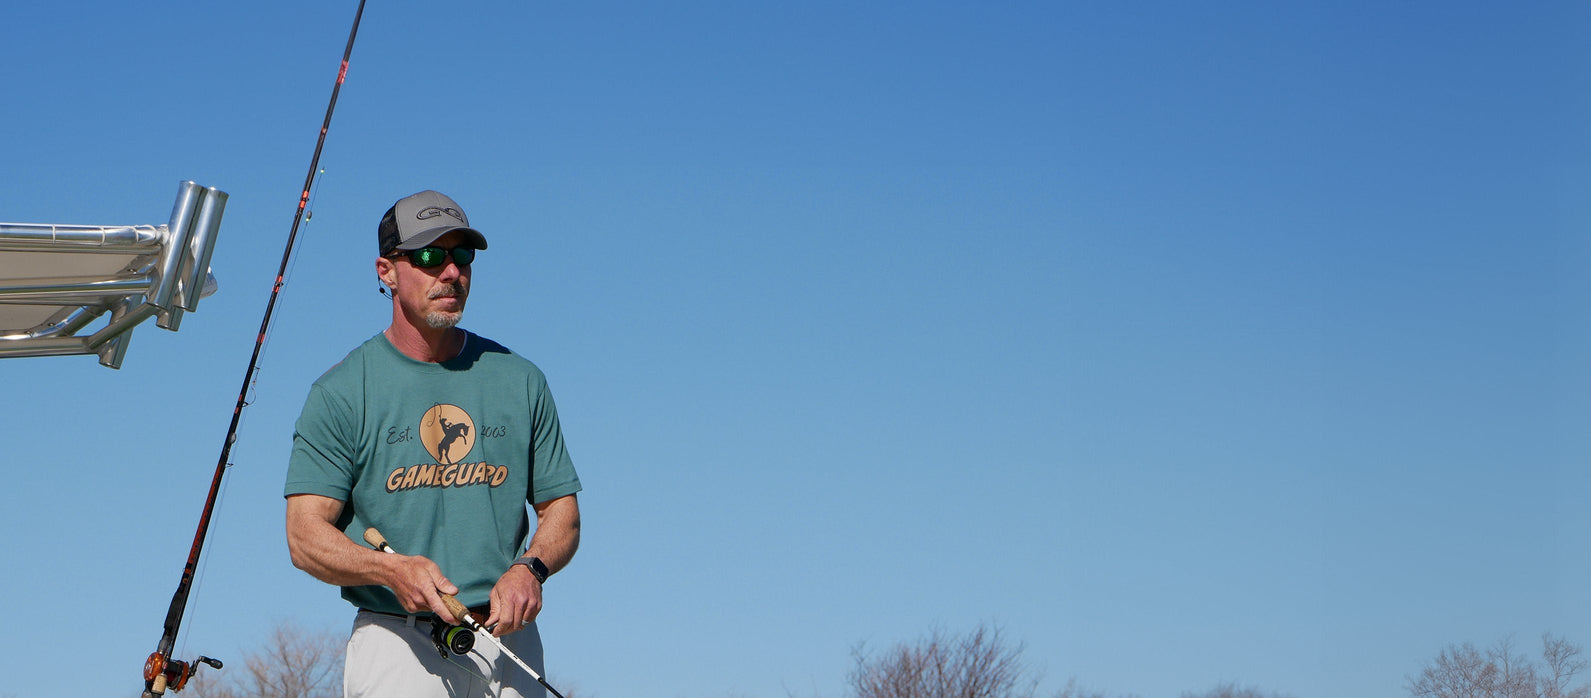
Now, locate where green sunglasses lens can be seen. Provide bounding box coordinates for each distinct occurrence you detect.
[411,248,445,267]
[409,246,474,267]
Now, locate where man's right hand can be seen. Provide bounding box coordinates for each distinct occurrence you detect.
[286,494,465,625]
[381,553,462,625]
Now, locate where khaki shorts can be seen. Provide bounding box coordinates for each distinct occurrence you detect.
[344,609,546,698]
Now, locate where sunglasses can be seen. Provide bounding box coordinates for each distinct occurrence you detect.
[397,246,476,268]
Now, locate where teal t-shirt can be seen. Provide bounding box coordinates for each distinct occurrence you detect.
[284,331,582,614]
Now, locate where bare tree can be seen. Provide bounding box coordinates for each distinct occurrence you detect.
[1541,636,1591,698]
[849,624,1029,698]
[1408,634,1590,698]
[186,620,343,698]
[1180,680,1295,698]
[846,623,1129,698]
[848,624,1046,698]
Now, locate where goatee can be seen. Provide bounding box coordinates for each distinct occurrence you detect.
[424,283,466,329]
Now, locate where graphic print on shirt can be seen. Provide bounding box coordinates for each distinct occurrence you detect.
[385,403,509,493]
[421,403,475,465]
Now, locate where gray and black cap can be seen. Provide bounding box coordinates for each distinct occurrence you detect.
[378,190,490,256]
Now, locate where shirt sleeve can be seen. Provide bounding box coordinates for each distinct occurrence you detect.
[528,370,581,505]
[284,382,360,501]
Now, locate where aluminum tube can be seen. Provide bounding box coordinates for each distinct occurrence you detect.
[175,186,228,311]
[98,331,130,368]
[0,336,87,355]
[0,224,164,252]
[0,295,126,306]
[93,298,140,368]
[85,296,157,350]
[157,307,184,331]
[0,305,106,340]
[0,275,150,300]
[150,182,204,312]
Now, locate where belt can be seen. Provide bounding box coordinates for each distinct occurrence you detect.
[362,604,490,626]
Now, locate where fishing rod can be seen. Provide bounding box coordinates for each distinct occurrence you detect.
[364,528,570,698]
[140,1,369,695]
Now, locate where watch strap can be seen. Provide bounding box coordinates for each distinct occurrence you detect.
[513,555,549,584]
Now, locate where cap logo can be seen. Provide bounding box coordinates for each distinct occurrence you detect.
[416,206,465,224]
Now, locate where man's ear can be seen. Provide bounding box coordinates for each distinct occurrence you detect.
[376,256,397,292]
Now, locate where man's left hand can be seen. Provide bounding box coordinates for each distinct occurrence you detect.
[485,564,542,636]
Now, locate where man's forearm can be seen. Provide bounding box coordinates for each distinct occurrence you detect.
[524,494,581,576]
[287,494,461,620]
[286,502,396,587]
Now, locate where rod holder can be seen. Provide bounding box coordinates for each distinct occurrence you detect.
[174,187,227,312]
[149,182,204,316]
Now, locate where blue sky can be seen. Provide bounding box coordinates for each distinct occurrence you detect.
[5,2,1590,697]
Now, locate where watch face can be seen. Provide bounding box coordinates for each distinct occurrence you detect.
[520,557,548,583]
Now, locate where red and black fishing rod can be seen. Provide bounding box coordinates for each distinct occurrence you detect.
[141,1,368,694]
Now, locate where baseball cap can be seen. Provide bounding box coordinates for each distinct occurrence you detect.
[377,190,490,256]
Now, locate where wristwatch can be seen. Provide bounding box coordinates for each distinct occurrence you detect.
[513,555,550,584]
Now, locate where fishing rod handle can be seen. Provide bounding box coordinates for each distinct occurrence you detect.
[363,528,563,697]
[362,527,392,552]
[363,527,472,624]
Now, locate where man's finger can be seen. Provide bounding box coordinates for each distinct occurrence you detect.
[433,570,459,597]
[487,604,516,636]
[493,616,521,637]
[425,590,460,625]
[486,588,510,629]
[489,596,524,636]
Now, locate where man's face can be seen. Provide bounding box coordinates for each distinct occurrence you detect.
[378,230,473,329]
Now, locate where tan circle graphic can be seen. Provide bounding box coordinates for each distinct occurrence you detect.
[420,404,475,465]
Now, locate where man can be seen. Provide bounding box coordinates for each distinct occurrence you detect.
[284,190,581,697]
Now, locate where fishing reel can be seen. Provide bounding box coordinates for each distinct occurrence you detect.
[143,652,223,695]
[429,620,475,658]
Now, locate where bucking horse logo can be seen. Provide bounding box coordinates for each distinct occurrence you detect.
[419,404,475,465]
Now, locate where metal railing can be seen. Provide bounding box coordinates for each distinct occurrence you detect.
[0,181,227,368]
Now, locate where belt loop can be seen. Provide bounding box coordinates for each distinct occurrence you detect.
[406,614,416,628]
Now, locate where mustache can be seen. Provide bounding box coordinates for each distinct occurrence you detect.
[428,282,466,300]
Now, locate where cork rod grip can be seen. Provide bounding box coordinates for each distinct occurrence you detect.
[440,593,473,624]
[362,527,391,552]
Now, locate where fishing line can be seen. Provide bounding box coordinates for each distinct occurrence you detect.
[274,167,329,313]
[140,2,369,695]
[190,173,334,651]
[172,460,233,665]
[246,164,330,410]
[442,648,499,693]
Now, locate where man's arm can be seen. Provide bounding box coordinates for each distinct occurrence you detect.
[486,493,581,636]
[285,493,466,624]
